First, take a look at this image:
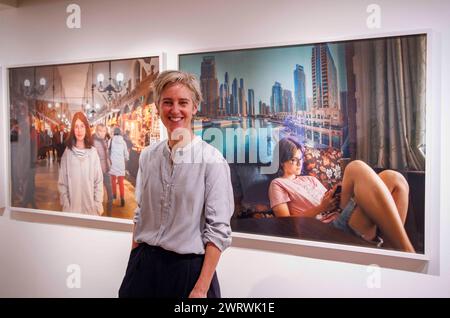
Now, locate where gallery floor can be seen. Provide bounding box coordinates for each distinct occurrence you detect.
[11,153,137,220]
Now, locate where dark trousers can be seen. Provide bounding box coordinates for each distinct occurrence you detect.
[56,144,65,160]
[103,172,113,215]
[118,243,221,298]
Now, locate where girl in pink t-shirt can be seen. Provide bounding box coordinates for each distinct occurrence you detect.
[269,175,339,223]
[268,137,415,253]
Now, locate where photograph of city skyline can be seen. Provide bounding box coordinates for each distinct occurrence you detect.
[179,34,427,253]
[179,42,350,162]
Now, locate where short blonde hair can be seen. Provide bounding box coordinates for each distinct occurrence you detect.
[152,70,203,107]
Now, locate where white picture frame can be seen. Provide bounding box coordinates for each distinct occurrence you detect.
[3,52,166,225]
[175,30,438,272]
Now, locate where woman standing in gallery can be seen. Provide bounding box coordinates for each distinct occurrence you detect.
[119,70,234,298]
[58,112,104,216]
[268,137,415,253]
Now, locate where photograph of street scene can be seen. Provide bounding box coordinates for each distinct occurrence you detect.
[9,56,160,219]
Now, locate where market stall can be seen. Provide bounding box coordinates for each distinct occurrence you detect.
[112,102,160,181]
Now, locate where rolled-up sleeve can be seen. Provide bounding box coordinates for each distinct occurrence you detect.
[202,159,234,252]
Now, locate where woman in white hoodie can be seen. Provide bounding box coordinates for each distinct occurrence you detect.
[58,112,103,215]
[109,127,129,207]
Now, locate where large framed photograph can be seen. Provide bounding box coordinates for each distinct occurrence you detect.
[8,56,161,220]
[179,33,427,254]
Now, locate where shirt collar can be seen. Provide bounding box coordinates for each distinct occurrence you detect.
[163,135,201,161]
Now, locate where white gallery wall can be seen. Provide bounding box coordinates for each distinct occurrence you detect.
[0,0,449,297]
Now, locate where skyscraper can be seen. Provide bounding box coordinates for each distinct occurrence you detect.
[219,83,225,116]
[263,102,270,115]
[224,72,231,115]
[238,78,247,116]
[232,78,238,115]
[248,89,255,116]
[282,89,293,113]
[200,56,219,116]
[271,82,283,113]
[311,44,339,108]
[293,64,307,111]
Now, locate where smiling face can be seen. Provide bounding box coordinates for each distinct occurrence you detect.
[74,119,86,144]
[281,148,303,177]
[158,83,198,138]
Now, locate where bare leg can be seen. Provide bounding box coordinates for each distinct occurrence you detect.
[340,160,415,253]
[346,206,377,242]
[377,170,409,225]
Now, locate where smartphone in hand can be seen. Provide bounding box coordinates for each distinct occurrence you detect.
[333,185,342,198]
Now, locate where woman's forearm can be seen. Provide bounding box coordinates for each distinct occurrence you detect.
[190,242,221,297]
[274,202,324,218]
[131,223,139,249]
[300,204,325,218]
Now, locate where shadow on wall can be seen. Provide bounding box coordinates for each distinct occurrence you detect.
[231,236,428,274]
[10,210,133,232]
[12,0,68,8]
[246,274,299,298]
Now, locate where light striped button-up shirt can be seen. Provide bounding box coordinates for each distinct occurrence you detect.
[133,136,234,255]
